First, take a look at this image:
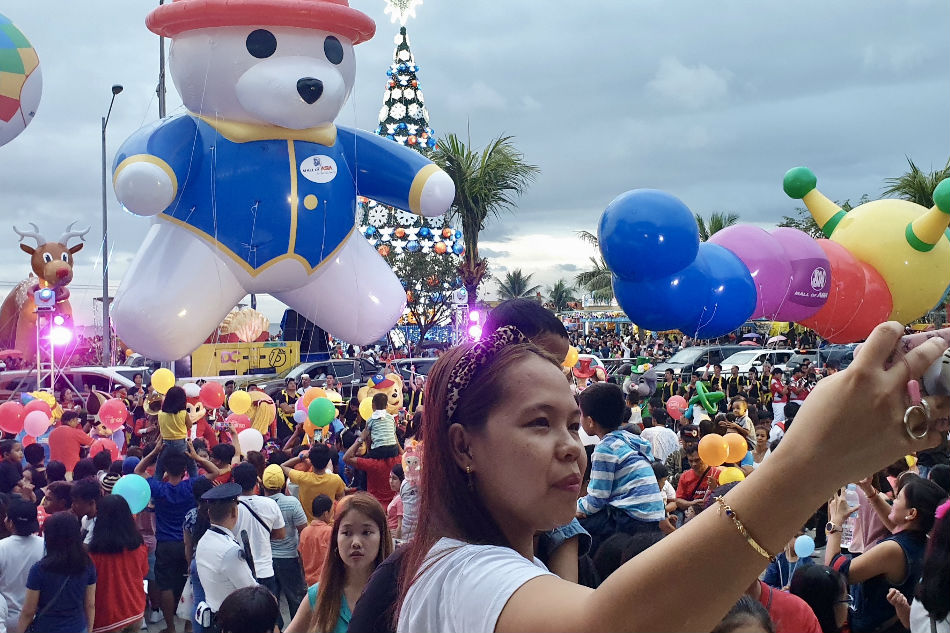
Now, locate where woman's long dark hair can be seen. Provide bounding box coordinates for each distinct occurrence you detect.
[41,512,91,575]
[162,386,187,414]
[88,494,144,554]
[900,476,945,535]
[789,565,846,633]
[396,342,556,614]
[917,508,949,620]
[311,493,392,633]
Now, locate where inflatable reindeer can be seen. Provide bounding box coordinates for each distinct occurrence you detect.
[0,222,88,364]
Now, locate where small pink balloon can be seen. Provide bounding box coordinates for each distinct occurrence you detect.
[666,395,688,421]
[226,413,251,432]
[99,398,129,432]
[23,410,51,438]
[0,401,25,434]
[199,382,226,409]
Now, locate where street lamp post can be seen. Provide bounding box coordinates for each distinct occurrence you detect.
[101,84,123,367]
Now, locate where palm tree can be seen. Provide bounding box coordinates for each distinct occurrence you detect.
[430,134,539,313]
[695,212,739,241]
[573,230,613,303]
[883,157,950,207]
[497,269,541,300]
[546,279,577,312]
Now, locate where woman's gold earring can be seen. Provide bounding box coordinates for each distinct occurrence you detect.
[466,465,474,491]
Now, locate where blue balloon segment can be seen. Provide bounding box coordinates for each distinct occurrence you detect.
[691,243,757,339]
[613,261,708,333]
[598,189,700,282]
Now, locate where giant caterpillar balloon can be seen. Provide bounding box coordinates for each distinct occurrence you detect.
[600,169,950,342]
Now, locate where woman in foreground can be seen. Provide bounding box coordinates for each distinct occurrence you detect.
[396,322,950,633]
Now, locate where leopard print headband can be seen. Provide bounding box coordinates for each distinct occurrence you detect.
[444,326,529,422]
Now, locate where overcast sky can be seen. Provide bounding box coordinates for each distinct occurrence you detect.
[0,0,947,330]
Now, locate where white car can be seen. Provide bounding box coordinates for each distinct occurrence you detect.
[720,349,794,376]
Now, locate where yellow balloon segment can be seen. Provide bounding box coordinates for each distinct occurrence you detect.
[829,199,950,322]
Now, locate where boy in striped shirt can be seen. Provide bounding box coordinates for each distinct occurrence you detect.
[576,382,666,554]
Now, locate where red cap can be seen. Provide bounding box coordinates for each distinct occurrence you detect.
[147,0,376,43]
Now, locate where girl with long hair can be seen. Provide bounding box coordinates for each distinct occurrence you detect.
[18,512,97,633]
[789,565,850,633]
[886,498,950,632]
[393,322,949,633]
[88,495,148,633]
[285,493,392,633]
[156,385,198,480]
[826,475,947,632]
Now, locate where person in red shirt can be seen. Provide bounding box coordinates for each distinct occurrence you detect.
[748,579,822,633]
[674,445,720,524]
[343,428,402,507]
[88,494,150,633]
[48,411,94,477]
[769,368,789,423]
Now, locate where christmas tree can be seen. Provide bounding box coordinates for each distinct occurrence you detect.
[358,13,464,346]
[359,26,461,258]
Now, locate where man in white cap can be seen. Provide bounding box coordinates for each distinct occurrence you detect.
[296,374,311,397]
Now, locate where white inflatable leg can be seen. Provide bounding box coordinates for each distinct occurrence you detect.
[273,233,406,345]
[112,221,246,360]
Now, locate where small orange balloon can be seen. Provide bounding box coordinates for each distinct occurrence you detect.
[302,387,327,408]
[698,433,729,467]
[724,433,749,463]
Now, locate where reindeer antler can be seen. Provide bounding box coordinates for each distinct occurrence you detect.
[13,223,46,246]
[59,221,90,246]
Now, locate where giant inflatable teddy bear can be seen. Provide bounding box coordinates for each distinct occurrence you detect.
[111,0,455,360]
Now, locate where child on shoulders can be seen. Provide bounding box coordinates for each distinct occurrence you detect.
[366,393,399,459]
[576,383,666,554]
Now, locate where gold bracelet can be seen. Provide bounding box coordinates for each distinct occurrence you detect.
[716,497,776,563]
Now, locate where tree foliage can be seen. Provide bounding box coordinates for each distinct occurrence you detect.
[778,196,869,239]
[496,269,541,300]
[883,157,950,207]
[430,134,539,311]
[573,230,613,303]
[385,249,462,342]
[695,212,739,242]
[546,279,577,312]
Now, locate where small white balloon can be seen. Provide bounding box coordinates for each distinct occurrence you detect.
[293,410,307,424]
[183,383,200,398]
[237,428,264,453]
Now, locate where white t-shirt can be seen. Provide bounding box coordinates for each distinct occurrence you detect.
[661,480,676,503]
[81,515,96,545]
[234,495,285,579]
[397,538,553,633]
[0,534,44,631]
[911,599,949,633]
[640,426,680,462]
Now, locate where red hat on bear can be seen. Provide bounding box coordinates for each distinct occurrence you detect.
[147,0,376,44]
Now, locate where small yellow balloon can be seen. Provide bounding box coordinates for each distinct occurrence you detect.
[229,390,252,415]
[718,466,746,484]
[359,397,374,421]
[562,346,579,368]
[151,368,175,395]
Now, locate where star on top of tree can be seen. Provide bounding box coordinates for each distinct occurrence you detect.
[384,0,423,25]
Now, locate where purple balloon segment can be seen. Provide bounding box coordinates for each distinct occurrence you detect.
[769,228,831,322]
[709,225,793,320]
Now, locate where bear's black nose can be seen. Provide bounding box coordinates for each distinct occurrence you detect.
[297,77,324,104]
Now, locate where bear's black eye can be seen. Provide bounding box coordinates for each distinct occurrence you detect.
[246,29,277,58]
[324,36,344,65]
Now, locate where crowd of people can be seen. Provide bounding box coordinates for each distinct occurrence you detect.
[0,298,948,633]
